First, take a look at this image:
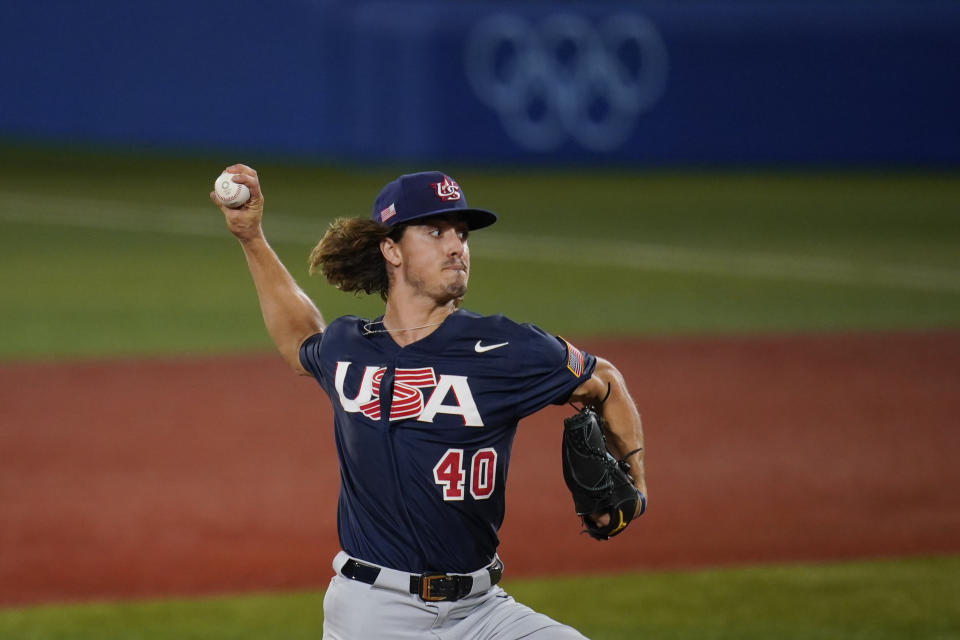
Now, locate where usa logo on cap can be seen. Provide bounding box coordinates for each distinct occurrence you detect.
[432,177,462,201]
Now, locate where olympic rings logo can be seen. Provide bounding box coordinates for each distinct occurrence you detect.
[464,12,669,153]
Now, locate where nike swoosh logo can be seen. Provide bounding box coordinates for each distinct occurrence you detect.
[475,340,509,353]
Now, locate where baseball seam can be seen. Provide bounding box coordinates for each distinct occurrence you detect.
[217,178,246,205]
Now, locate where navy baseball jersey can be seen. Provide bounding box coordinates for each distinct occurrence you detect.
[299,309,596,574]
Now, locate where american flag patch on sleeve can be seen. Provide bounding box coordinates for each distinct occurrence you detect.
[561,338,584,378]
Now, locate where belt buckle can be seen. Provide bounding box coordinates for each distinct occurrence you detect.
[419,574,448,602]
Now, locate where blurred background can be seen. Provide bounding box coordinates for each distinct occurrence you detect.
[4,0,959,166]
[2,0,959,358]
[1,1,959,638]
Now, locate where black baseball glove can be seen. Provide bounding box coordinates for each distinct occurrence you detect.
[562,407,646,540]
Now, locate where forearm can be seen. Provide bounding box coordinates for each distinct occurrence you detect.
[567,357,647,531]
[598,377,646,495]
[572,358,646,495]
[239,233,324,373]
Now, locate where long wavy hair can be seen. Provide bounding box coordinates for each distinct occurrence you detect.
[308,217,404,300]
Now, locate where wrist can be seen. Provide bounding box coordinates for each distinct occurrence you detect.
[236,227,267,246]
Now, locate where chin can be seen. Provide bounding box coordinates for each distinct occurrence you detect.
[443,277,468,299]
[443,271,468,297]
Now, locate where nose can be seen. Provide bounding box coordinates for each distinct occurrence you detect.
[444,230,466,257]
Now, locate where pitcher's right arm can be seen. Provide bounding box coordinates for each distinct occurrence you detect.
[210,164,324,375]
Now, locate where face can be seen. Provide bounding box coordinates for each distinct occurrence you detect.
[387,215,470,304]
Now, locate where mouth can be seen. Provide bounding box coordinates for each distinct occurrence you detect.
[443,261,468,273]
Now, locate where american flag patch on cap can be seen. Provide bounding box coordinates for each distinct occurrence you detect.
[561,338,584,378]
[380,203,396,222]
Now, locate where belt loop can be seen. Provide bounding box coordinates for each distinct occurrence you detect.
[488,557,504,587]
[341,558,382,585]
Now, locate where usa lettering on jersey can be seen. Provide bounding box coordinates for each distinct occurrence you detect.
[333,361,484,426]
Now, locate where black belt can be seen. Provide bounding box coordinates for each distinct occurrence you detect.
[340,557,504,602]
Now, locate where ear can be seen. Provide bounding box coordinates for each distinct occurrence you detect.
[380,236,403,268]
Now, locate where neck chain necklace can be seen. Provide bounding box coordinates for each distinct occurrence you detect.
[361,319,446,336]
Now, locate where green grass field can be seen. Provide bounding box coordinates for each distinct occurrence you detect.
[1,145,958,637]
[1,146,958,360]
[2,557,958,639]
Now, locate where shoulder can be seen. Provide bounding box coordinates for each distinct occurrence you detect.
[301,315,371,354]
[452,309,567,357]
[299,315,380,379]
[326,315,368,335]
[452,309,553,340]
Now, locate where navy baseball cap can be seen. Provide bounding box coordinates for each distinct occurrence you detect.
[370,171,498,230]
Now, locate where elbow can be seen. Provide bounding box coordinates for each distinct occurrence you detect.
[569,357,626,406]
[593,357,626,391]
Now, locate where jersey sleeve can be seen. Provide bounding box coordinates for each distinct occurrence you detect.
[298,331,325,381]
[513,325,596,419]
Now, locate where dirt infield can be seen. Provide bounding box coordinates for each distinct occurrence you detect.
[2,331,959,606]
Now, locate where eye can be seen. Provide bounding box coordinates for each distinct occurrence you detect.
[458,230,469,241]
[429,227,441,238]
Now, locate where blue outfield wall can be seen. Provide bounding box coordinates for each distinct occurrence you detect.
[2,0,958,166]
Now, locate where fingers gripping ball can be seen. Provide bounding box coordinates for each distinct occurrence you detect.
[214,171,251,208]
[562,407,646,540]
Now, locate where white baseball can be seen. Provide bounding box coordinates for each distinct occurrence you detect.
[214,171,251,208]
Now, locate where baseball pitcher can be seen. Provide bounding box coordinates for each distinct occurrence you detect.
[210,166,647,639]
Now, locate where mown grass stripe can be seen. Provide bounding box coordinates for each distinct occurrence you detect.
[3,190,960,293]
